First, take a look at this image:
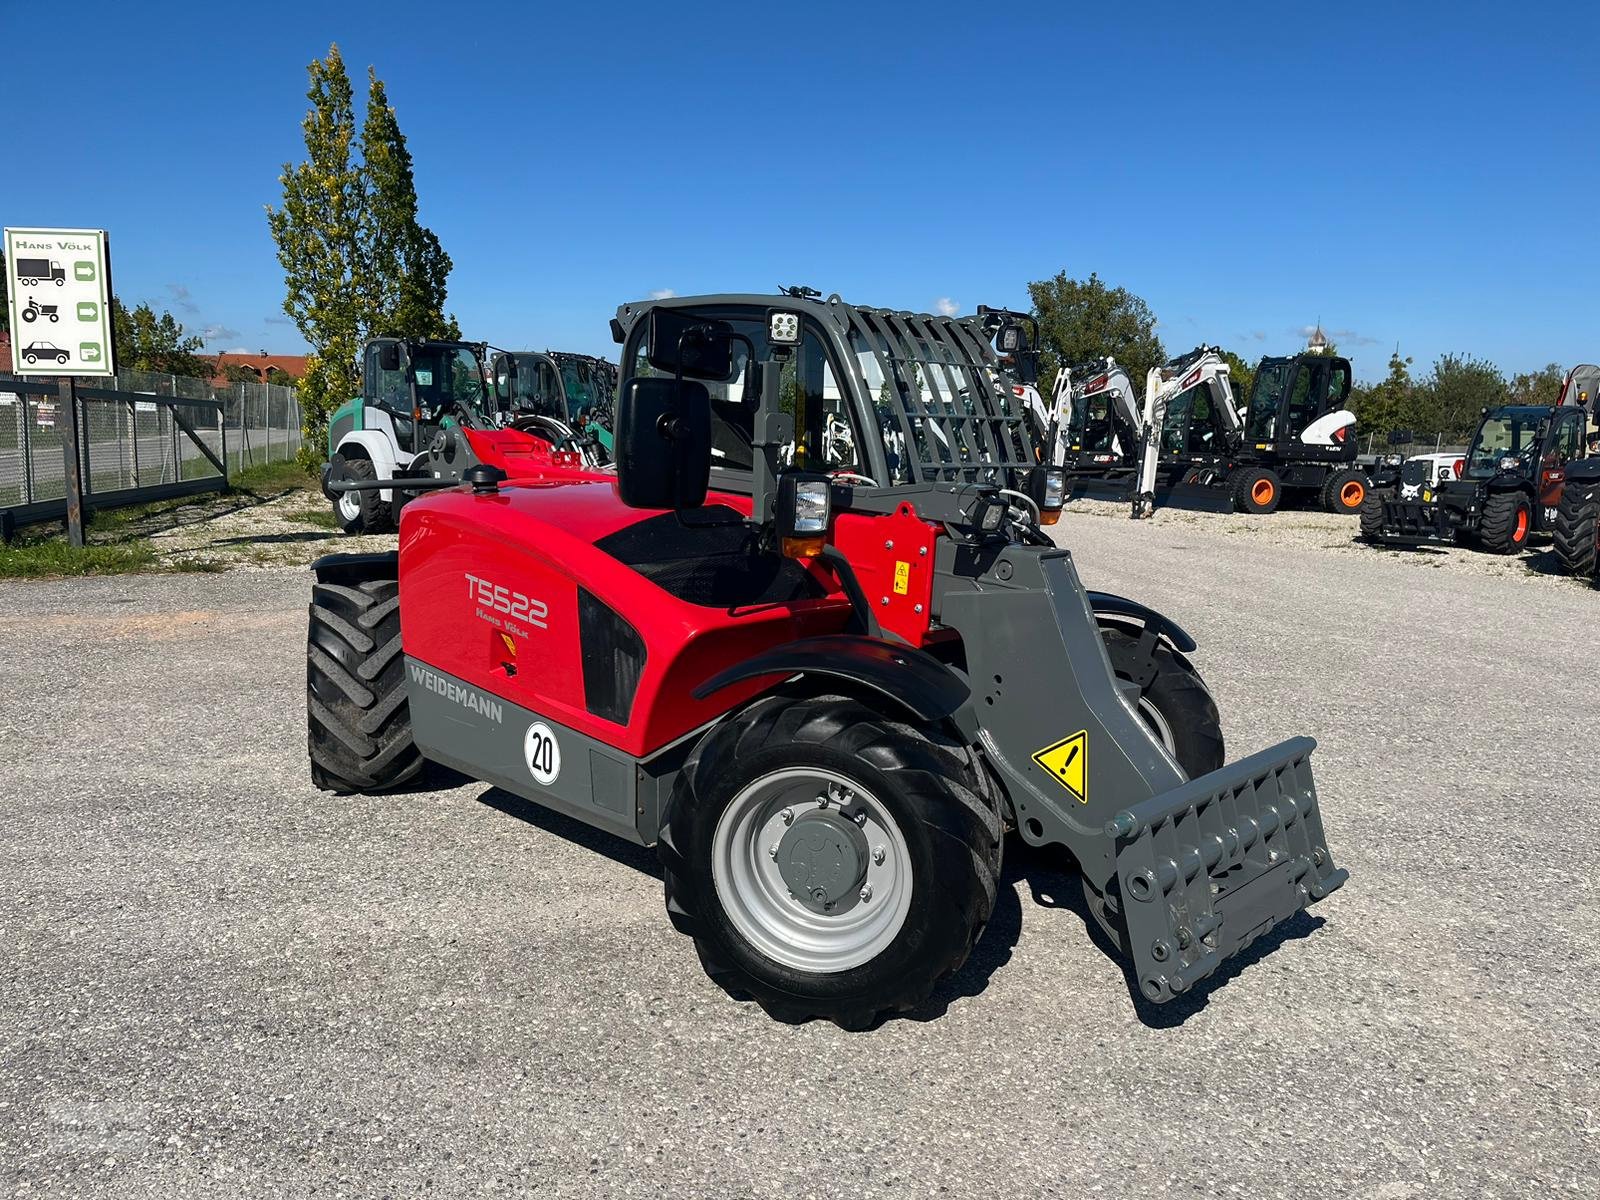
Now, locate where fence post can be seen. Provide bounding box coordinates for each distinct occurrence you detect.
[19,390,34,505]
[59,377,85,547]
[129,398,140,488]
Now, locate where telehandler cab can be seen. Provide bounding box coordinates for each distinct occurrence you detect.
[311,292,1346,1027]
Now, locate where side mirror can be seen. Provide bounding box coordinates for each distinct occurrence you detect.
[646,308,734,381]
[377,342,401,372]
[616,378,712,510]
[1388,429,1413,445]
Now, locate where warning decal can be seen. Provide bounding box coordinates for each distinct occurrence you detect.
[893,561,910,595]
[1033,730,1088,804]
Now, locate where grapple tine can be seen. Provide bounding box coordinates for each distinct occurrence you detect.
[1107,736,1347,1003]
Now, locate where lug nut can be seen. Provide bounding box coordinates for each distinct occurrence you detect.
[768,844,779,859]
[859,884,873,902]
[781,808,794,825]
[872,845,886,865]
[817,796,829,809]
[854,811,867,827]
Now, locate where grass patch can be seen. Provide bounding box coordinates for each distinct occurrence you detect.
[233,459,316,497]
[0,535,157,579]
[282,507,338,529]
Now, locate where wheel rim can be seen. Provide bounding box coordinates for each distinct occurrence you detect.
[1514,507,1529,541]
[1135,695,1178,756]
[1252,478,1274,506]
[711,766,913,974]
[1340,480,1365,508]
[337,491,361,522]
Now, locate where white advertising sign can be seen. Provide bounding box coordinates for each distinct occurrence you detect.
[5,227,115,376]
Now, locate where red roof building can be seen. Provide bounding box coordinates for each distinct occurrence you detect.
[206,351,308,384]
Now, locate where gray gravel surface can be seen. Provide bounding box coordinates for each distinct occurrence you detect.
[2,511,1596,1198]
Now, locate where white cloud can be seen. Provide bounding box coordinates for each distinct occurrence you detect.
[935,297,958,316]
[202,324,242,344]
[223,346,251,355]
[648,288,676,300]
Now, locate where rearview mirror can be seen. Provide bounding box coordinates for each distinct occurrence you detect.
[646,309,734,381]
[377,342,401,372]
[616,378,712,510]
[1388,429,1413,445]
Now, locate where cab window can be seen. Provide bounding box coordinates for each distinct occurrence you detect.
[1549,413,1581,464]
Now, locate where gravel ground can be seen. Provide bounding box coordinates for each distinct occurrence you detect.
[1,506,1596,1198]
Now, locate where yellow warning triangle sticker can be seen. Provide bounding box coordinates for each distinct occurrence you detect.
[1033,730,1088,804]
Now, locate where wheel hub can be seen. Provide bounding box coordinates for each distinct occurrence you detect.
[776,808,869,913]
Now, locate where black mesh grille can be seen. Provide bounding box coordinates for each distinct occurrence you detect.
[1401,459,1428,486]
[579,588,646,725]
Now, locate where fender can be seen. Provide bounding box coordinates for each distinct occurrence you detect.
[1086,591,1197,654]
[1485,475,1535,496]
[335,428,404,503]
[691,634,969,724]
[1300,409,1357,447]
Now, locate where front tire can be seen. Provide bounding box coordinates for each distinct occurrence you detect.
[1478,491,1531,554]
[306,577,422,793]
[1554,482,1599,583]
[1099,627,1224,779]
[659,694,1002,1029]
[330,455,394,535]
[1359,488,1390,540]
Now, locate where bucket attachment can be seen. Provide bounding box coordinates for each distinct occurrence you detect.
[1104,736,1347,1004]
[1067,475,1136,503]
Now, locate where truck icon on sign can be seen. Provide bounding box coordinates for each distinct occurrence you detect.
[17,258,67,286]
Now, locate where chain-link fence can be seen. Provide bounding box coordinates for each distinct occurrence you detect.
[1,369,301,535]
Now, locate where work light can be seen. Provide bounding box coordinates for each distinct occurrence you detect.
[768,310,802,347]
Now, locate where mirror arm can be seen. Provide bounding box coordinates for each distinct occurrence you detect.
[751,358,793,528]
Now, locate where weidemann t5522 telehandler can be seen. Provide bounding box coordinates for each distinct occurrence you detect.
[310,292,1346,1027]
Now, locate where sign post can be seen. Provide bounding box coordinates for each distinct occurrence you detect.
[4,228,115,545]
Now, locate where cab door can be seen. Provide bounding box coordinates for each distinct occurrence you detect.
[1538,409,1583,521]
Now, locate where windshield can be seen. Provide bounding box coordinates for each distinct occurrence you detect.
[411,346,486,415]
[558,359,610,413]
[1465,409,1546,478]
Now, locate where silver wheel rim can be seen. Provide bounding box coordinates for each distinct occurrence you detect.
[1136,695,1177,756]
[711,767,913,973]
[337,491,361,522]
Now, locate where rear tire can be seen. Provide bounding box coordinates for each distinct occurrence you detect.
[1322,467,1369,514]
[659,694,1002,1029]
[1099,627,1224,779]
[1478,491,1531,554]
[1358,488,1390,540]
[306,577,423,793]
[1554,482,1599,583]
[1230,466,1282,514]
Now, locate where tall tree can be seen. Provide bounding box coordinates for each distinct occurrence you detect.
[111,299,209,377]
[1348,348,1417,438]
[360,70,458,341]
[1027,271,1165,392]
[1417,353,1507,443]
[267,45,367,467]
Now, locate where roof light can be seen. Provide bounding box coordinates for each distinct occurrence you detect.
[768,311,801,347]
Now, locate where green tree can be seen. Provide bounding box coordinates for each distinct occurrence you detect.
[1508,362,1566,406]
[1416,353,1507,444]
[266,366,301,388]
[219,361,264,385]
[1027,270,1165,394]
[360,70,458,341]
[1219,350,1256,409]
[110,299,209,377]
[1348,348,1416,439]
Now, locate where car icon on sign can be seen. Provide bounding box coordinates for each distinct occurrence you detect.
[22,341,71,365]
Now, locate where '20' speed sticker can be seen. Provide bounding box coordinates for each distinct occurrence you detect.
[524,722,561,786]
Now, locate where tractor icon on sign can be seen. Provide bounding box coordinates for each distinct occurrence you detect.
[21,298,60,324]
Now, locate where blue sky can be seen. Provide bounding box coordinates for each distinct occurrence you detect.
[9,0,1596,380]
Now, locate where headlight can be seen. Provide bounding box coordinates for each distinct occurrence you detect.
[1026,465,1067,511]
[1383,454,1403,467]
[791,478,830,534]
[1498,456,1522,472]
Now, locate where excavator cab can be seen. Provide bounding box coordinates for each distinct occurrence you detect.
[1243,354,1354,450]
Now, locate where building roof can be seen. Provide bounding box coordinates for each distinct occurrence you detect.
[205,351,307,382]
